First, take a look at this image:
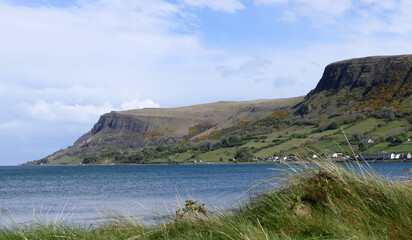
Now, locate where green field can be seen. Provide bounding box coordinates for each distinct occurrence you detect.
[47,156,82,165]
[197,148,236,161]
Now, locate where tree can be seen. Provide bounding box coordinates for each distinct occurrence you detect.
[327,121,340,130]
[352,130,365,141]
[234,147,254,162]
[358,142,367,151]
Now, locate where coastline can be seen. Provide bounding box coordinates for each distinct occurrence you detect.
[19,159,412,166]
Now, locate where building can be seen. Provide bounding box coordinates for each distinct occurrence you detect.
[328,153,343,158]
[359,139,374,144]
[400,153,412,160]
[359,153,409,160]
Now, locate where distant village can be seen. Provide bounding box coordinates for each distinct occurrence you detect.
[191,137,412,164]
[217,151,412,163]
[244,137,411,163]
[246,152,412,163]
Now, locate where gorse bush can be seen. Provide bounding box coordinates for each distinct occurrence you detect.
[175,200,207,219]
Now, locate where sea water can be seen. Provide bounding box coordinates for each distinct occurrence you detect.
[0,162,410,226]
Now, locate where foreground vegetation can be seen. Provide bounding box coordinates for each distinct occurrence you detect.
[3,162,411,239]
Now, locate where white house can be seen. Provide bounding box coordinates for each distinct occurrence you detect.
[359,139,374,144]
[328,153,343,158]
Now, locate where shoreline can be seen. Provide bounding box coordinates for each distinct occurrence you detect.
[2,161,411,239]
[19,159,412,167]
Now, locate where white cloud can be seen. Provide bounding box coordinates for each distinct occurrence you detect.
[387,0,412,35]
[0,0,212,106]
[121,99,160,110]
[255,0,352,22]
[254,0,412,37]
[179,0,244,13]
[0,120,25,131]
[255,0,287,4]
[216,57,272,81]
[20,98,159,124]
[24,100,115,124]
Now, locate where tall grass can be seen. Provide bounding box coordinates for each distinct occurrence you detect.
[1,161,411,239]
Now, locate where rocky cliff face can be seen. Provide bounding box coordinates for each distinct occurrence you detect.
[300,55,412,115]
[308,55,412,97]
[91,112,150,135]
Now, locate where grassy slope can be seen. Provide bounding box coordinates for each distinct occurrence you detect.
[41,116,408,165]
[46,156,83,165]
[3,162,411,239]
[111,97,304,139]
[139,117,411,163]
[35,116,410,165]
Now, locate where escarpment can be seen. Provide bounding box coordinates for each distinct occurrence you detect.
[299,55,412,115]
[91,113,150,135]
[308,55,412,96]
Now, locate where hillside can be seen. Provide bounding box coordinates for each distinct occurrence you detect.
[28,97,303,165]
[23,55,412,165]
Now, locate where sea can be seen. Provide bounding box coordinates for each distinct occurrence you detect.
[0,162,410,226]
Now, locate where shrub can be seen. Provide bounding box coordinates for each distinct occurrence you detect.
[358,142,367,151]
[327,121,340,130]
[234,147,254,162]
[175,200,206,219]
[82,156,98,164]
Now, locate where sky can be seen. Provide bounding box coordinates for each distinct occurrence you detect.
[1,0,411,165]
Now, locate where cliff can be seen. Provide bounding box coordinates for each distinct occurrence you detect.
[299,55,412,115]
[309,55,412,96]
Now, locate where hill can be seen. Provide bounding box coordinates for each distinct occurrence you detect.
[27,97,303,165]
[23,55,412,165]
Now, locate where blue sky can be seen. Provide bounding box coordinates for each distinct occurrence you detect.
[0,0,411,165]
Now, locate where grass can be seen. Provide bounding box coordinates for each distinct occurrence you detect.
[150,152,194,163]
[365,142,390,153]
[372,119,409,137]
[344,118,380,134]
[197,148,236,161]
[385,142,412,152]
[47,156,83,165]
[254,138,309,158]
[4,161,410,239]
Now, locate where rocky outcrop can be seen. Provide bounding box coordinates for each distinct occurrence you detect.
[296,55,412,116]
[307,55,412,97]
[91,112,150,135]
